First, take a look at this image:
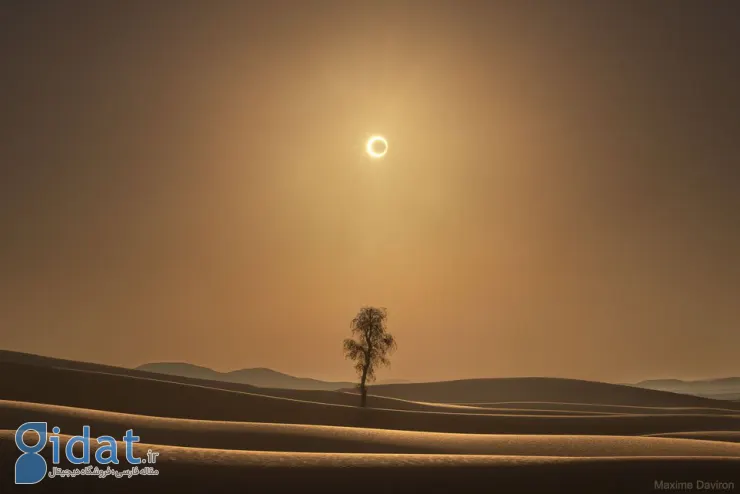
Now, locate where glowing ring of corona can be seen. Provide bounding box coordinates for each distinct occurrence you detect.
[366,136,388,158]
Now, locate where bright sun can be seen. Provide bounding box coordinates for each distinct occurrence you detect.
[366,135,388,158]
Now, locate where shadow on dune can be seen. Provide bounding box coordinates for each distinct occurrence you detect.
[359,378,740,408]
[4,350,737,409]
[645,432,740,443]
[3,401,740,455]
[2,363,740,436]
[0,358,614,416]
[455,401,740,415]
[1,432,738,494]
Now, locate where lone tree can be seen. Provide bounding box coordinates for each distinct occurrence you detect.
[343,306,397,408]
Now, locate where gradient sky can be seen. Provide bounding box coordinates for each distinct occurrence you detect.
[1,1,738,383]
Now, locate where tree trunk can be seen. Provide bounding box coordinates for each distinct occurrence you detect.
[360,363,369,407]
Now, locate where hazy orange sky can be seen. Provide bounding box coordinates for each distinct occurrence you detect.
[1,1,738,383]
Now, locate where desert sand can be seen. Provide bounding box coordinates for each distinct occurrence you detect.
[4,400,740,456]
[1,354,739,493]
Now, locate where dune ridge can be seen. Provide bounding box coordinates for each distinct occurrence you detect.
[1,355,739,493]
[645,432,740,443]
[357,377,740,408]
[455,401,740,415]
[4,350,739,409]
[3,400,740,455]
[2,431,739,494]
[3,363,740,436]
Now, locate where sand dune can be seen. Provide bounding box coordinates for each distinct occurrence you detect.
[2,357,740,493]
[646,432,740,443]
[360,377,740,408]
[456,401,740,415]
[236,388,624,415]
[3,400,740,456]
[5,349,738,409]
[0,350,596,411]
[0,349,269,393]
[1,431,738,494]
[0,360,604,417]
[3,363,740,436]
[636,377,740,398]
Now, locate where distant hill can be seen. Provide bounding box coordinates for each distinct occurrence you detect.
[136,362,358,390]
[0,349,404,391]
[634,377,740,400]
